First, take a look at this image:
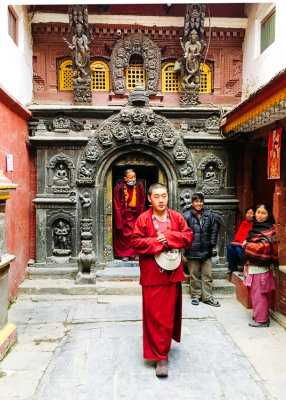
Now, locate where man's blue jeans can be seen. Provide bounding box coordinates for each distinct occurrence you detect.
[227,245,244,271]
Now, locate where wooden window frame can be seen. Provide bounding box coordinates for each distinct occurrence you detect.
[261,9,276,53]
[8,6,18,45]
[199,63,212,94]
[90,61,109,91]
[58,59,74,91]
[126,54,145,90]
[162,62,181,93]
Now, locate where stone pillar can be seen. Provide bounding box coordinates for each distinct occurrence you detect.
[0,171,18,360]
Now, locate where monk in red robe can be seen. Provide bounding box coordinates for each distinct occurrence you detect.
[113,169,146,261]
[131,183,193,377]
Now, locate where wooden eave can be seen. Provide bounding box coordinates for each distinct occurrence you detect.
[221,68,286,136]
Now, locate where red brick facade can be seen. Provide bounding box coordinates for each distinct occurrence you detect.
[32,22,244,106]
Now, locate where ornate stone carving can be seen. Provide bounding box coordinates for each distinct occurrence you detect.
[205,115,221,134]
[76,240,96,284]
[176,4,206,105]
[105,245,113,262]
[85,146,100,162]
[198,154,226,192]
[178,159,197,186]
[63,5,92,104]
[52,219,71,256]
[79,191,92,218]
[180,188,193,212]
[77,161,94,185]
[173,143,187,162]
[179,159,194,178]
[162,131,177,148]
[147,127,162,143]
[98,130,113,147]
[110,34,161,95]
[47,153,75,192]
[77,89,196,186]
[53,116,71,133]
[128,80,150,106]
[113,125,128,141]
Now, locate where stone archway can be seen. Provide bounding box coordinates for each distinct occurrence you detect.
[110,33,161,95]
[77,99,196,266]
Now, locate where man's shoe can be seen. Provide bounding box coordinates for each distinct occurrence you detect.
[122,257,129,262]
[191,298,199,305]
[248,320,270,327]
[156,360,168,377]
[203,298,221,307]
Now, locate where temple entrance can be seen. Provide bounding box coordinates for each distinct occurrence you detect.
[104,153,167,263]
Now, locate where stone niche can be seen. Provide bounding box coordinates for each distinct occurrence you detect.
[29,96,238,270]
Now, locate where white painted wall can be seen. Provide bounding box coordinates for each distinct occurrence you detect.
[0,4,33,106]
[242,1,286,100]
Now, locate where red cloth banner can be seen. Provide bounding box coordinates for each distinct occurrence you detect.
[268,128,282,179]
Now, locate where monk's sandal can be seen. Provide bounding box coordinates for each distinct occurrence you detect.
[156,360,168,378]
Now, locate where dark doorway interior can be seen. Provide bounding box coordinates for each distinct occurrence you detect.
[112,164,158,208]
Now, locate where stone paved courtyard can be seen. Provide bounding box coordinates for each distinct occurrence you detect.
[1,294,286,400]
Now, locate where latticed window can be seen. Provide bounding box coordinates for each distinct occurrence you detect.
[199,63,211,93]
[162,63,181,92]
[59,60,74,90]
[91,61,109,91]
[126,54,145,89]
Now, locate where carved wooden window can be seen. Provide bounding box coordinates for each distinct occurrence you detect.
[162,63,181,92]
[199,63,211,93]
[91,61,109,91]
[59,60,74,91]
[261,9,275,53]
[126,54,145,89]
[8,6,18,45]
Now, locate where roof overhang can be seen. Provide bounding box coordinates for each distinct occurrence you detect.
[221,68,286,137]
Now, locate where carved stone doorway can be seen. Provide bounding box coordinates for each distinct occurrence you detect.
[103,152,167,263]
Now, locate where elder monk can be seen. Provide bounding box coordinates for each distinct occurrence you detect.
[131,183,193,377]
[113,169,146,261]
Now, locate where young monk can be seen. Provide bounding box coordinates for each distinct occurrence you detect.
[131,183,193,377]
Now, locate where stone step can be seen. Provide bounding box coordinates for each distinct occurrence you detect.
[18,279,97,296]
[105,260,139,268]
[18,277,235,297]
[26,266,78,279]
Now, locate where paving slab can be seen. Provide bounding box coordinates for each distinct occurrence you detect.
[0,294,285,399]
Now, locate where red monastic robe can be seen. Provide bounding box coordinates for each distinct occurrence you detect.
[131,208,193,360]
[113,180,146,258]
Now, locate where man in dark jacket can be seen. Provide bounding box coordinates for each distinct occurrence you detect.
[183,192,220,307]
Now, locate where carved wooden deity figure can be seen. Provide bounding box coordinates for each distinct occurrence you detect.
[63,5,92,104]
[177,4,206,105]
[180,30,203,88]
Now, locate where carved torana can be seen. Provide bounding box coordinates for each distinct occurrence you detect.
[110,34,161,95]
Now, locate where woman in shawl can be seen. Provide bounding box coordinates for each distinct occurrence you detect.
[243,203,278,327]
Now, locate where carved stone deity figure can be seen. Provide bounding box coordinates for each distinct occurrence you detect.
[76,240,96,284]
[79,192,92,218]
[177,4,206,106]
[53,164,69,187]
[63,5,92,104]
[204,166,219,183]
[53,220,71,256]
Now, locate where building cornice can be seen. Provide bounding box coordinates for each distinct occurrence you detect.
[31,22,245,42]
[221,69,286,136]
